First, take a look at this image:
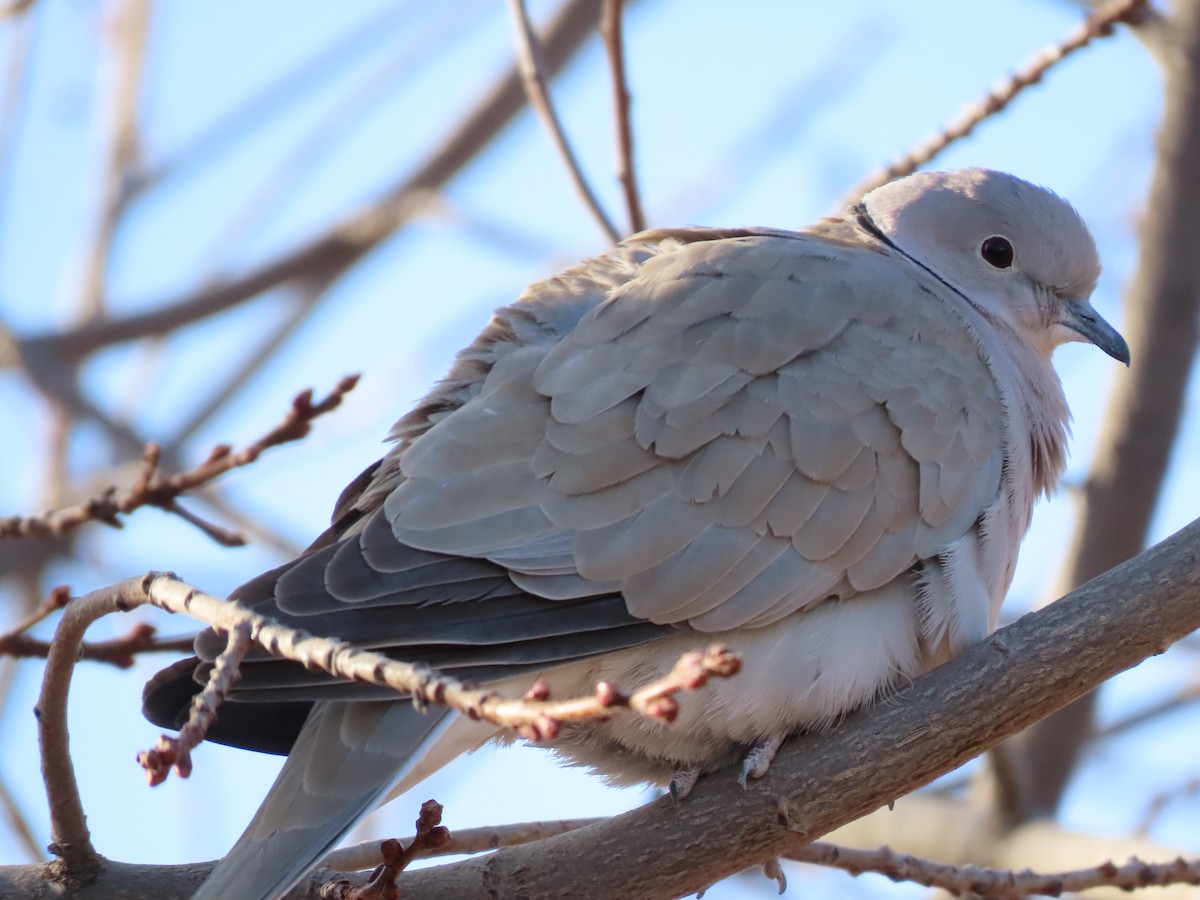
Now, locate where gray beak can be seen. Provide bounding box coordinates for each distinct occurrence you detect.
[1063,299,1130,366]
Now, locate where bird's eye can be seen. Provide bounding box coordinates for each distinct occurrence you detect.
[980,236,1015,269]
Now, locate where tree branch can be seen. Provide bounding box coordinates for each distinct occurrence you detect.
[0,622,194,669]
[600,0,645,234]
[323,818,604,872]
[842,0,1149,205]
[507,0,622,243]
[785,841,1200,898]
[0,376,358,541]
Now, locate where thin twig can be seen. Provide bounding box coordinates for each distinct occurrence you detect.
[80,572,739,785]
[600,0,645,233]
[167,284,328,447]
[0,584,70,636]
[346,801,451,900]
[330,815,1200,899]
[324,817,603,872]
[0,622,194,668]
[1094,681,1200,741]
[0,773,44,862]
[507,0,622,243]
[1135,776,1200,836]
[841,0,1149,205]
[784,841,1200,898]
[0,375,359,541]
[138,620,251,785]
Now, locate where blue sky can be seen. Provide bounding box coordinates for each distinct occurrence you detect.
[0,2,1183,896]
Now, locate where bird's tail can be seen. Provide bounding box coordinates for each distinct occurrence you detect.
[192,699,453,900]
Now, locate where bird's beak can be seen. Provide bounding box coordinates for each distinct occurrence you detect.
[1062,299,1130,366]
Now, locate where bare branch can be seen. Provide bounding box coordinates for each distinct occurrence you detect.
[35,580,153,876]
[30,573,738,786]
[138,620,252,785]
[785,841,1200,898]
[1136,776,1200,836]
[0,584,70,635]
[0,621,194,669]
[345,801,451,900]
[842,0,1149,205]
[167,283,329,447]
[600,0,645,233]
[0,775,43,863]
[0,375,359,541]
[324,818,603,872]
[507,646,741,742]
[507,0,622,244]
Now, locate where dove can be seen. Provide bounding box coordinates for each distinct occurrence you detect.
[143,168,1129,899]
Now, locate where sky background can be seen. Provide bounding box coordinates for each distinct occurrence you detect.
[0,2,1188,897]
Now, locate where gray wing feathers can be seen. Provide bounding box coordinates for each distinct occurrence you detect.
[382,232,1005,633]
[215,512,672,702]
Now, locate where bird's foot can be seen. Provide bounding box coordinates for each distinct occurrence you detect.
[669,765,701,801]
[738,734,785,787]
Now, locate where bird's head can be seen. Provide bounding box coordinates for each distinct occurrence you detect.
[859,168,1130,365]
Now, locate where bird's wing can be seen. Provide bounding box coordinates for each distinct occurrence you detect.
[385,229,1006,630]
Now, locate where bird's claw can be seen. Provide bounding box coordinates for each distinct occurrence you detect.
[738,734,785,787]
[762,857,787,894]
[669,766,701,801]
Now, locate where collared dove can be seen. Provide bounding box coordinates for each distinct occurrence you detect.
[144,168,1129,899]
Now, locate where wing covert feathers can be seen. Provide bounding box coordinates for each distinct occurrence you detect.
[386,231,1005,631]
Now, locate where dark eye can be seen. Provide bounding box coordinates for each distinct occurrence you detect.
[980,236,1015,269]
